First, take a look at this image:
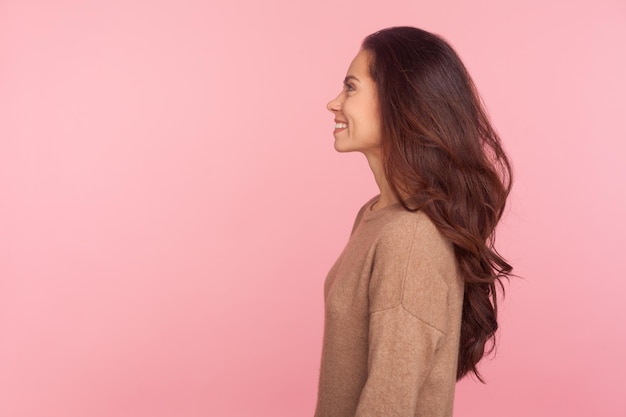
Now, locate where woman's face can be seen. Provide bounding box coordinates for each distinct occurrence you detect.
[327,49,382,155]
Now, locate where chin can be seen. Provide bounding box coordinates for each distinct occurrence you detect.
[333,138,356,153]
[333,142,354,153]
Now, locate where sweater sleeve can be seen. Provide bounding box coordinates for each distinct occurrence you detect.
[354,307,444,416]
[354,215,453,417]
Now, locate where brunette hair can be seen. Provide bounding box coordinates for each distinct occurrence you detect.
[362,26,513,381]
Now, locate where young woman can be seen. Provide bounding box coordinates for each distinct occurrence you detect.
[314,27,513,417]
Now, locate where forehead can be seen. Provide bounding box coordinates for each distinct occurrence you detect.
[347,49,372,77]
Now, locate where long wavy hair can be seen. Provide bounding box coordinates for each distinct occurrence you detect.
[362,26,513,381]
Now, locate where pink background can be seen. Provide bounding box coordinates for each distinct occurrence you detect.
[1,0,625,416]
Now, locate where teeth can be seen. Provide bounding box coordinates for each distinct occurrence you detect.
[335,123,347,129]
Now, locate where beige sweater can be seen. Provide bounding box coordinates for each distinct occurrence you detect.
[314,196,464,417]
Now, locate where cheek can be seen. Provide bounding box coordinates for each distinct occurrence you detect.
[367,110,382,141]
[366,100,381,131]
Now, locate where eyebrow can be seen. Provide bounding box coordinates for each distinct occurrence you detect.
[344,75,360,84]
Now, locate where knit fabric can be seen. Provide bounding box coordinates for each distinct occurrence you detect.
[314,196,464,417]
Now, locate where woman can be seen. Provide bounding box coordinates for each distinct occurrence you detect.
[314,27,512,417]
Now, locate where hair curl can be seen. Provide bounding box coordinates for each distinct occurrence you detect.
[362,26,513,381]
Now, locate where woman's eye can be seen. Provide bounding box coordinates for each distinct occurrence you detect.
[344,83,355,92]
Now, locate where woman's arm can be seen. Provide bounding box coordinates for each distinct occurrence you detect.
[355,213,461,417]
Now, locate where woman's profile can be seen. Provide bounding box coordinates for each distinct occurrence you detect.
[314,26,512,417]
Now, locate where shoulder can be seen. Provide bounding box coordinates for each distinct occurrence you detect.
[377,208,450,257]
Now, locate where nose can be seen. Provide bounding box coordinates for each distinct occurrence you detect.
[326,92,342,113]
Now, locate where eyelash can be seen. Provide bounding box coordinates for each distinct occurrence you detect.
[344,83,355,92]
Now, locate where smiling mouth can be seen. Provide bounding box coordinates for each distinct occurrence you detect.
[334,122,348,129]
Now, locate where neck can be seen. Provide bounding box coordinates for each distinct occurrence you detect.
[364,150,399,210]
